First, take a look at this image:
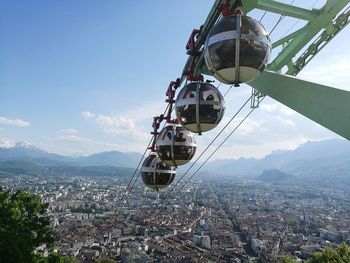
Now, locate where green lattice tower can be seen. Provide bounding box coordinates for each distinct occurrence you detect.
[181,0,350,140]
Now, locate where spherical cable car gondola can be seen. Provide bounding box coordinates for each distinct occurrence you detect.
[175,81,225,134]
[204,15,271,85]
[141,153,176,191]
[156,124,197,166]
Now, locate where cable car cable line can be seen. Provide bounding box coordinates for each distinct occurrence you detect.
[150,93,255,215]
[269,15,286,36]
[259,11,267,23]
[113,80,182,216]
[140,0,271,214]
[164,93,252,194]
[150,98,263,220]
[164,92,252,197]
[114,77,186,207]
[192,82,230,140]
[109,136,153,223]
[281,0,321,38]
[269,0,296,36]
[125,0,350,229]
[128,102,171,190]
[110,103,172,223]
[152,82,231,194]
[127,137,153,189]
[173,99,263,197]
[223,84,234,98]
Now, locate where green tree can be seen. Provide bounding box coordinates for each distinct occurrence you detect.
[281,256,297,263]
[63,257,80,263]
[34,253,80,263]
[0,190,54,263]
[281,244,350,263]
[94,259,116,263]
[307,243,350,263]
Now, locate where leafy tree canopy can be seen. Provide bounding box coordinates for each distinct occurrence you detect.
[307,243,350,263]
[34,253,80,263]
[281,243,350,263]
[94,259,116,263]
[281,256,297,263]
[0,190,53,263]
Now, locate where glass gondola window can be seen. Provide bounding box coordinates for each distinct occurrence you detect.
[204,15,271,85]
[175,81,225,134]
[156,124,196,166]
[141,153,176,190]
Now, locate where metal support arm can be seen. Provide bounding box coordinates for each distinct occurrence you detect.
[249,71,350,140]
[255,0,319,21]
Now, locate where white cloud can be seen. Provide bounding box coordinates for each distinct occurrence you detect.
[280,105,295,116]
[277,117,296,127]
[58,128,79,135]
[57,134,92,143]
[208,131,317,160]
[233,117,262,136]
[194,93,341,161]
[83,111,148,141]
[0,127,3,132]
[221,84,252,99]
[49,128,89,144]
[299,54,350,90]
[43,131,146,156]
[0,138,16,148]
[122,101,166,122]
[52,128,94,144]
[82,111,95,120]
[260,103,279,113]
[0,116,30,127]
[95,115,132,128]
[260,103,295,116]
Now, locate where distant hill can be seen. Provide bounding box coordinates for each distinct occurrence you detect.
[0,160,134,178]
[45,165,134,177]
[204,139,350,178]
[256,169,295,184]
[0,141,142,168]
[2,139,350,185]
[0,141,71,163]
[77,151,142,168]
[0,160,44,176]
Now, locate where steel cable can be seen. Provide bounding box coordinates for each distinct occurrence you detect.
[151,96,264,219]
[150,93,254,215]
[109,103,171,224]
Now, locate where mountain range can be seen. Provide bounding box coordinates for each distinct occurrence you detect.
[204,138,350,178]
[0,141,142,177]
[0,141,142,168]
[1,139,350,186]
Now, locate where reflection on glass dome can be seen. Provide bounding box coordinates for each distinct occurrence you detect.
[141,153,176,190]
[175,81,225,134]
[156,124,197,166]
[204,15,271,84]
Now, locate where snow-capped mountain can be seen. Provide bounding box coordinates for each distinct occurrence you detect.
[0,140,67,163]
[0,140,142,168]
[13,141,34,149]
[0,140,35,149]
[0,139,17,149]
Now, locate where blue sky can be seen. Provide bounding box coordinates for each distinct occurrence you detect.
[1,1,350,159]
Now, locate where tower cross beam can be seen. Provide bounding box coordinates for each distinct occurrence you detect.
[254,0,319,21]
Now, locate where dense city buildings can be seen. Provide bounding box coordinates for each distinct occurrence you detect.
[1,174,350,262]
